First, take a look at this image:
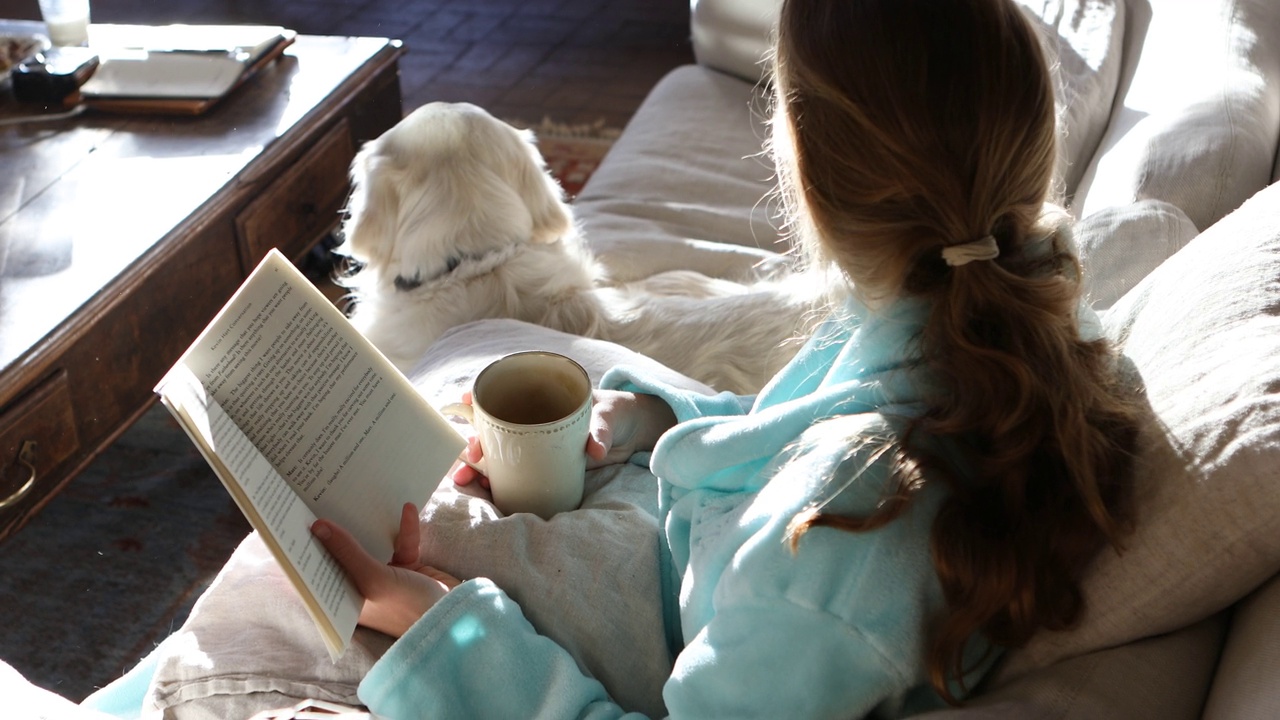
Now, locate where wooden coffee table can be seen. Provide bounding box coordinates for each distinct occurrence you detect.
[0,34,404,539]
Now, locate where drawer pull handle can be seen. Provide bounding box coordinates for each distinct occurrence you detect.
[0,441,37,510]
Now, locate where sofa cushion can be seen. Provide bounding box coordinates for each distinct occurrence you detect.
[574,65,787,283]
[1073,199,1199,309]
[1274,133,1280,184]
[990,181,1280,683]
[1072,0,1280,230]
[1018,0,1126,199]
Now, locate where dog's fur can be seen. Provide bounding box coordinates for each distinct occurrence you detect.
[335,102,819,395]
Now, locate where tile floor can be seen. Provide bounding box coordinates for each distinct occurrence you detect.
[11,0,696,128]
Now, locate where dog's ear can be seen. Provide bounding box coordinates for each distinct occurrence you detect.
[341,145,402,268]
[511,128,574,244]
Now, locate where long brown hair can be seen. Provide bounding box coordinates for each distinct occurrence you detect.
[771,0,1139,703]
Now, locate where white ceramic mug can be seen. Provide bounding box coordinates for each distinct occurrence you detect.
[442,351,592,519]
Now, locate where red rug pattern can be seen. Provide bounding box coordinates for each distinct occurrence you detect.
[539,136,616,198]
[516,118,620,198]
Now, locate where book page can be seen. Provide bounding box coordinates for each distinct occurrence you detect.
[166,249,464,562]
[160,366,359,660]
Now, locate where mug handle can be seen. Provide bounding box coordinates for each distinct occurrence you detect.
[440,402,474,423]
[439,402,486,476]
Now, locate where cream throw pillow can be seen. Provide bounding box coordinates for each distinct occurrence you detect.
[1072,0,1280,230]
[992,181,1280,683]
[1074,199,1199,310]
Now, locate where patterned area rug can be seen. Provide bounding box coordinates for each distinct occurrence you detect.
[0,122,617,704]
[520,117,621,198]
[0,407,251,702]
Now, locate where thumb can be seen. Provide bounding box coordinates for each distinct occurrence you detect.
[587,413,612,462]
[312,519,384,594]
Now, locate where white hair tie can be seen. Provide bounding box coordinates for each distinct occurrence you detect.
[941,235,1000,267]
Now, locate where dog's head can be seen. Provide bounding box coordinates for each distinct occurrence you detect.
[338,102,574,288]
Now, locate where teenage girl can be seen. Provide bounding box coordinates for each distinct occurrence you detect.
[313,0,1140,716]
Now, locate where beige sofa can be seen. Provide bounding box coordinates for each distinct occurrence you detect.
[9,0,1277,717]
[580,1,1280,717]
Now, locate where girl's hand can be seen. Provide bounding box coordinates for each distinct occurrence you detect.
[448,392,489,489]
[311,503,460,639]
[450,435,488,489]
[586,389,677,468]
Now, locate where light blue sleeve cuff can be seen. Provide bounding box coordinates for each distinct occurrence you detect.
[360,578,626,719]
[601,365,753,424]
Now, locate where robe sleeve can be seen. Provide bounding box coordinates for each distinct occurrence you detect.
[358,580,920,720]
[600,365,754,424]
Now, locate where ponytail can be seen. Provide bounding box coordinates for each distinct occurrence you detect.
[914,218,1138,698]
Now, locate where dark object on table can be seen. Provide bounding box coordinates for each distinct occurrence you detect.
[10,46,98,103]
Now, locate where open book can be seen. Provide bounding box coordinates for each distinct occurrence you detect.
[155,249,465,659]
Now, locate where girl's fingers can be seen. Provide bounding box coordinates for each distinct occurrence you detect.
[587,411,612,461]
[390,502,420,566]
[311,520,383,594]
[586,431,608,462]
[450,457,490,490]
[456,437,490,488]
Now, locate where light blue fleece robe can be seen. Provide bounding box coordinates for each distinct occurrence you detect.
[358,297,987,719]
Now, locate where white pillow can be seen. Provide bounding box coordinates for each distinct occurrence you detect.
[913,614,1226,719]
[1072,0,1280,230]
[143,534,389,719]
[992,181,1280,682]
[1074,199,1199,310]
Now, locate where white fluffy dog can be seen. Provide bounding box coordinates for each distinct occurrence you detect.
[335,102,818,395]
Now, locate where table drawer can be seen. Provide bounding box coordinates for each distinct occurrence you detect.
[236,118,355,269]
[0,371,80,523]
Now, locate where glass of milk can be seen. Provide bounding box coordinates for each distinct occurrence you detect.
[37,0,91,47]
